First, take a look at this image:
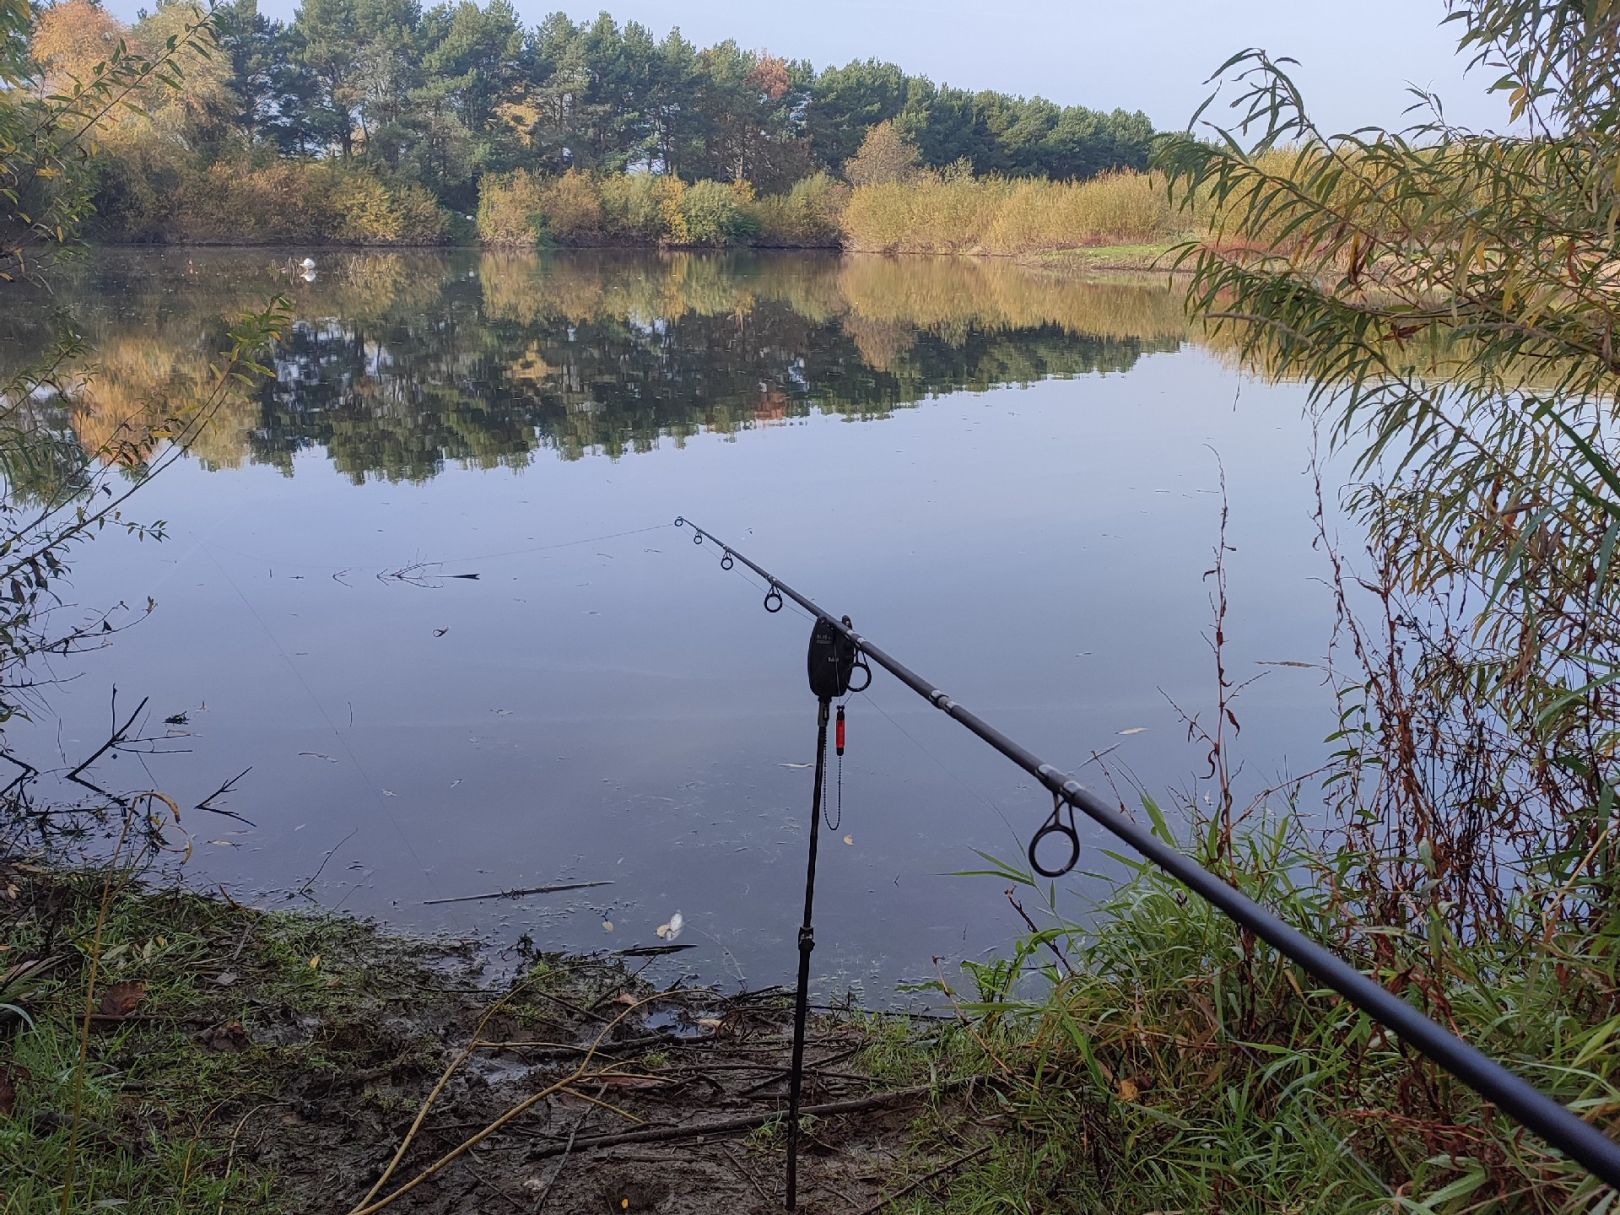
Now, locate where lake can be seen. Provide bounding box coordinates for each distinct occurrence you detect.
[4,248,1336,999]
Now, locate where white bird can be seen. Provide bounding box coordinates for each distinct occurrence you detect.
[300,257,316,270]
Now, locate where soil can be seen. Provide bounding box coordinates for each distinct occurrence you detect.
[0,863,990,1214]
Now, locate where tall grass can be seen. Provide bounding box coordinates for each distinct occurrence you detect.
[930,810,1618,1214]
[841,171,1184,255]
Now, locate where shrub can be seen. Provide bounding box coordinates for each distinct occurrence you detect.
[656,176,689,244]
[328,171,403,244]
[675,179,757,246]
[477,169,545,247]
[749,172,848,247]
[538,168,603,242]
[389,181,451,245]
[598,173,667,242]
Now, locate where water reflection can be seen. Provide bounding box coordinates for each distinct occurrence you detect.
[16,251,1189,483]
[0,249,1341,998]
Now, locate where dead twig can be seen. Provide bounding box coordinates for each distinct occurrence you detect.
[530,1101,593,1211]
[196,768,255,825]
[65,694,149,804]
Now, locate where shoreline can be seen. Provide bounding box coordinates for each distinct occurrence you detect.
[1,860,984,1213]
[82,239,1187,274]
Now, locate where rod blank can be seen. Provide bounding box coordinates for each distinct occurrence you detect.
[674,515,1620,1193]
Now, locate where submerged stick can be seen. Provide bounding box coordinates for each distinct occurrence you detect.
[422,880,612,906]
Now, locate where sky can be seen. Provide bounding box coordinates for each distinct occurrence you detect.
[112,0,1508,137]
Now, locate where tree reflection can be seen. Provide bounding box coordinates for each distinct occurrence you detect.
[4,250,1189,484]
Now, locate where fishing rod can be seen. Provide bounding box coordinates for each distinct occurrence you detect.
[672,516,1620,1203]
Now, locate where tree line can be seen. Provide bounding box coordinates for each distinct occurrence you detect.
[23,0,1156,244]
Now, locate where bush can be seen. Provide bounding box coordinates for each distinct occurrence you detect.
[328,171,404,244]
[538,169,603,242]
[477,169,546,247]
[675,179,757,246]
[749,172,848,247]
[597,173,666,242]
[390,181,451,245]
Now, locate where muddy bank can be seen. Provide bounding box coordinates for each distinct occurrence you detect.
[0,863,994,1213]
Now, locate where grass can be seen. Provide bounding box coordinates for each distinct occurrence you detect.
[0,864,473,1214]
[858,811,1620,1215]
[839,172,1190,257]
[1017,242,1182,272]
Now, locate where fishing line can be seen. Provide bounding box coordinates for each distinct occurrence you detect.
[671,515,1620,1200]
[855,689,1014,827]
[203,546,455,914]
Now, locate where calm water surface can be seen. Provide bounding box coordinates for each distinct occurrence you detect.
[5,249,1336,997]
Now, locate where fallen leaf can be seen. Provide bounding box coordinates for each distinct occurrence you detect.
[212,971,238,988]
[199,1021,250,1052]
[694,1017,723,1031]
[842,835,854,846]
[613,992,639,1007]
[655,911,684,941]
[779,762,812,770]
[98,980,145,1019]
[602,920,614,933]
[1117,727,1147,736]
[307,954,321,970]
[1117,1077,1140,1102]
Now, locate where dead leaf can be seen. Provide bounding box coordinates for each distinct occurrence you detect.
[212,971,239,988]
[601,920,614,933]
[842,834,854,846]
[1117,1077,1140,1102]
[694,1017,724,1030]
[98,980,145,1019]
[1118,727,1147,736]
[613,992,639,1007]
[307,954,321,970]
[199,1021,250,1052]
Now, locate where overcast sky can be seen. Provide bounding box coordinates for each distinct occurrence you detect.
[119,0,1509,136]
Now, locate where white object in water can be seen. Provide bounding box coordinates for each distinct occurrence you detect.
[300,257,317,270]
[655,911,684,941]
